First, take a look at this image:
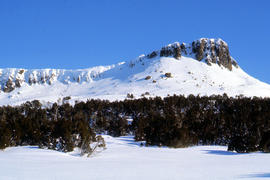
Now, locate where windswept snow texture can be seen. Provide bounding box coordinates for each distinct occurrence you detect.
[1,56,270,106]
[0,136,270,180]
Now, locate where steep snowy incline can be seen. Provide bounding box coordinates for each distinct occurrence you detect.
[0,38,270,106]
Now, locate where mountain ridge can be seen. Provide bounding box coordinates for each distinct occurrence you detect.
[0,38,237,93]
[0,38,269,106]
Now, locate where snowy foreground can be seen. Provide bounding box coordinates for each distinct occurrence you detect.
[1,136,270,180]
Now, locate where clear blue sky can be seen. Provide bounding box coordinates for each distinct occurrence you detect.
[0,0,270,83]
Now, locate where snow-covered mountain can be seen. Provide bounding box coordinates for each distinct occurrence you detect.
[1,38,270,106]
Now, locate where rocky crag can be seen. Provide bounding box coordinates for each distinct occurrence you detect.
[145,38,238,70]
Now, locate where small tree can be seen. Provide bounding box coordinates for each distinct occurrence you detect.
[127,93,134,99]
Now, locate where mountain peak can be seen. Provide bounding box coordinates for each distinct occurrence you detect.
[144,38,238,71]
[1,38,268,103]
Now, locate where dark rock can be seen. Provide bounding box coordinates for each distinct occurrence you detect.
[191,38,236,71]
[147,51,158,59]
[3,78,15,92]
[145,76,151,80]
[173,46,181,59]
[180,43,188,55]
[160,47,173,57]
[160,43,181,60]
[40,77,46,84]
[145,38,237,71]
[15,78,23,88]
[216,40,232,70]
[192,39,207,61]
[165,73,172,78]
[28,77,37,85]
[18,69,25,74]
[231,58,239,68]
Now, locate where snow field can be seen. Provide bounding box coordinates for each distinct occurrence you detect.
[0,136,270,180]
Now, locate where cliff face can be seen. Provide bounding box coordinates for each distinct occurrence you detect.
[0,38,238,93]
[191,38,237,70]
[0,66,116,92]
[146,38,238,71]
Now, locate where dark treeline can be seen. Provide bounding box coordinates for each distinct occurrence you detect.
[0,94,270,153]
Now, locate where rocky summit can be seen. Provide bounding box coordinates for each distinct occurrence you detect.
[145,38,238,71]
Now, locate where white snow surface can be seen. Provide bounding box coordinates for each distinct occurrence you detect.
[1,56,270,106]
[0,135,270,180]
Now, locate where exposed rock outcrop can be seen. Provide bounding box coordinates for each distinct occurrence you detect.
[3,78,15,92]
[191,38,234,70]
[0,66,114,93]
[160,42,181,60]
[146,38,238,71]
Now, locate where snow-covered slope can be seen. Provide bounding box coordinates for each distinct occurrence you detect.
[1,135,270,180]
[0,38,270,106]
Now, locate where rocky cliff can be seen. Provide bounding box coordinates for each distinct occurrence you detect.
[0,66,117,93]
[145,38,238,70]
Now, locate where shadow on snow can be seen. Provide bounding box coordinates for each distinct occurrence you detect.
[239,173,270,178]
[202,149,246,156]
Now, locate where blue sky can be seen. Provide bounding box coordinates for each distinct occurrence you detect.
[0,0,270,83]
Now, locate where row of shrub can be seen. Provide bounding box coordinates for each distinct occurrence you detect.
[0,94,270,153]
[133,95,270,153]
[0,101,102,154]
